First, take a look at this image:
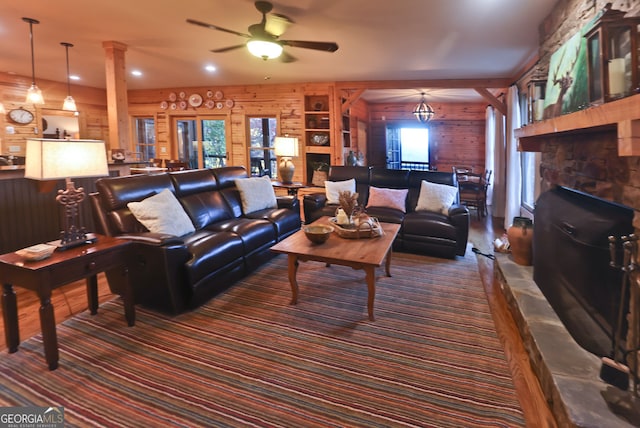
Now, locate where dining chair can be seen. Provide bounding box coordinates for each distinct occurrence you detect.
[165,160,188,171]
[459,169,492,220]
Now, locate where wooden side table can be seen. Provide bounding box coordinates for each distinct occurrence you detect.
[272,181,306,197]
[0,235,134,370]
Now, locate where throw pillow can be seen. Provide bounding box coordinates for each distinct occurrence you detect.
[127,189,195,236]
[325,178,356,205]
[366,186,408,213]
[415,180,458,215]
[235,175,278,214]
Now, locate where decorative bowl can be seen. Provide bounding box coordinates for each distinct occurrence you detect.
[304,225,334,244]
[311,133,329,146]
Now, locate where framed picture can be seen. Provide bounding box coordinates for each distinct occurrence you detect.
[542,14,599,119]
[111,149,126,163]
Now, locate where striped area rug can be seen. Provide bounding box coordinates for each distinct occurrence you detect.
[0,250,525,427]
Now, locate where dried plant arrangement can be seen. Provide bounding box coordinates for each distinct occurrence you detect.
[338,190,359,218]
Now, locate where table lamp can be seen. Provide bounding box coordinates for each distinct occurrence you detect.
[274,136,299,184]
[25,139,109,250]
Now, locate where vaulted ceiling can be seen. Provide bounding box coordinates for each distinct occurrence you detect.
[0,0,558,103]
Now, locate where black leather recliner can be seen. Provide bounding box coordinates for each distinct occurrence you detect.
[90,166,301,314]
[303,166,469,258]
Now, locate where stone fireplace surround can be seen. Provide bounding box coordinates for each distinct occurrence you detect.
[495,255,638,428]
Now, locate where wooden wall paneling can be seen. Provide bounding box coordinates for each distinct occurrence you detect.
[0,176,100,254]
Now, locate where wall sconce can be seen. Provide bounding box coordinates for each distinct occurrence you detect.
[527,79,546,123]
[584,4,640,105]
[61,42,77,112]
[413,92,435,123]
[24,139,109,250]
[23,17,45,105]
[274,136,299,184]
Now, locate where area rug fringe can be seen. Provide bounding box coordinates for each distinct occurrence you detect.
[0,250,524,427]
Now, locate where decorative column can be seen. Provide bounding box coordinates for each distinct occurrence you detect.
[102,41,130,151]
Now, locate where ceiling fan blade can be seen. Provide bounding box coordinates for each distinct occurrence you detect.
[211,44,246,53]
[265,13,293,37]
[279,51,297,63]
[280,40,339,52]
[186,19,249,38]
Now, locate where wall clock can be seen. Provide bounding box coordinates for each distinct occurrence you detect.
[8,108,34,124]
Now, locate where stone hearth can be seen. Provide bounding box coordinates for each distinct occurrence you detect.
[495,253,639,428]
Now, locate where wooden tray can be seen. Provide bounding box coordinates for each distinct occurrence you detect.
[328,217,383,239]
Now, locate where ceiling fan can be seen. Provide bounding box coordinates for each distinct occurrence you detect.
[186,1,339,62]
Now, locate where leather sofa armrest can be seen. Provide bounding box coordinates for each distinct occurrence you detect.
[303,193,327,223]
[303,193,327,210]
[118,232,184,246]
[277,195,299,211]
[448,204,470,256]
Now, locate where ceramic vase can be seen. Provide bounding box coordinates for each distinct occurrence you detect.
[507,216,533,266]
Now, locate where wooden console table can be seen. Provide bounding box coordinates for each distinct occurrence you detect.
[0,235,134,370]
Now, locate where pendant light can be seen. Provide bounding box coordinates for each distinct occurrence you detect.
[413,92,434,123]
[61,42,77,112]
[23,17,45,105]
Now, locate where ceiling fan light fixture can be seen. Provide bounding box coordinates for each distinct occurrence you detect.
[247,39,283,60]
[413,92,435,123]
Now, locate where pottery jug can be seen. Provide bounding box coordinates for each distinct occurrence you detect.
[507,216,533,266]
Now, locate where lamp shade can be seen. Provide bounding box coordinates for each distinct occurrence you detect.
[274,136,299,157]
[25,139,109,180]
[247,39,283,60]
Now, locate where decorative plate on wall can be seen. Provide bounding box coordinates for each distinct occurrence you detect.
[179,91,187,99]
[225,99,234,108]
[189,94,203,107]
[168,92,177,102]
[214,90,224,100]
[205,99,215,109]
[170,102,177,110]
[206,90,214,98]
[179,100,188,110]
[216,102,224,109]
[160,101,168,110]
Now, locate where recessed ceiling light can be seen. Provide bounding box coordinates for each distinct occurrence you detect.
[69,75,80,81]
[131,70,143,77]
[205,65,216,72]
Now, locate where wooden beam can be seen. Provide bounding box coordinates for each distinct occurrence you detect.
[102,41,130,151]
[474,88,507,115]
[341,89,365,113]
[335,78,512,91]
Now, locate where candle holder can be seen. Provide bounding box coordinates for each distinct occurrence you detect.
[584,4,640,105]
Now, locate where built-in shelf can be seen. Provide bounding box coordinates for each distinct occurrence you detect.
[515,93,640,156]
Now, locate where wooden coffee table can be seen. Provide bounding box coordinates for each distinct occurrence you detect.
[271,217,401,320]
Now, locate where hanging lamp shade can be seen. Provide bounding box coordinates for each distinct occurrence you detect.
[23,17,44,105]
[413,92,434,123]
[61,42,77,112]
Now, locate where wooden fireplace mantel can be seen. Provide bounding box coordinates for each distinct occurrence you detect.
[515,93,640,156]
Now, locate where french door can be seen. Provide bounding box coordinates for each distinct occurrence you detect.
[173,115,229,169]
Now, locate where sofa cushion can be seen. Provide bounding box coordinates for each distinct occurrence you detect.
[182,230,245,287]
[415,180,458,215]
[234,176,277,214]
[209,218,277,254]
[127,189,195,237]
[366,186,408,213]
[325,178,356,204]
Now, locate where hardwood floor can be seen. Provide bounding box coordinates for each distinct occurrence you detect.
[0,214,557,427]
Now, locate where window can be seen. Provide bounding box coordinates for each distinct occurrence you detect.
[248,117,277,177]
[386,126,430,170]
[133,117,156,161]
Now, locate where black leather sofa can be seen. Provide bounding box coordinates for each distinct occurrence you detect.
[90,166,301,314]
[303,166,469,258]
